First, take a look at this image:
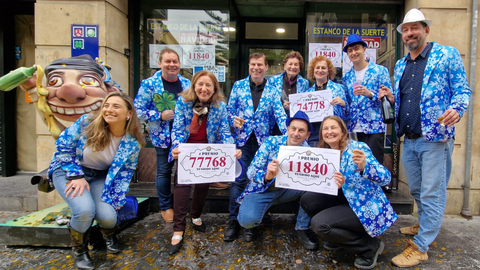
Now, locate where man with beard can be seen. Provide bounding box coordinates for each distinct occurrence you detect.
[379,9,471,267]
[134,48,191,223]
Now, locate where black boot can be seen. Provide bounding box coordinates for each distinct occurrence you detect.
[99,227,120,254]
[69,226,94,270]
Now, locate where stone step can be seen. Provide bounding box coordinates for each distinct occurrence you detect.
[0,173,38,211]
[127,182,414,215]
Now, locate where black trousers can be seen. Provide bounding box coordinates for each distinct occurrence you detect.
[300,192,379,256]
[357,132,384,165]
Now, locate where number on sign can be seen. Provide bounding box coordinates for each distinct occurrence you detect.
[288,161,328,175]
[189,156,228,168]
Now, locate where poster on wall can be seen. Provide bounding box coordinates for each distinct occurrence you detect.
[308,43,342,68]
[342,48,377,76]
[182,45,216,68]
[149,44,184,69]
[193,65,226,82]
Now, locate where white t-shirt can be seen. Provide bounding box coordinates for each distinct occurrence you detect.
[81,136,123,170]
[353,66,369,133]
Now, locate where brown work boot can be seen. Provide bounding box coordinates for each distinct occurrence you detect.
[161,208,174,223]
[399,224,419,235]
[391,239,428,267]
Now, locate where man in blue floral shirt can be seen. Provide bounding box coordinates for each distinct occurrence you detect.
[134,48,191,223]
[224,52,287,242]
[236,111,319,251]
[342,34,393,169]
[379,9,471,268]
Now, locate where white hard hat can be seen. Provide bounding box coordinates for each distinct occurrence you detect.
[397,8,432,33]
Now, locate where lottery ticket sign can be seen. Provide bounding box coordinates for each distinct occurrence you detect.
[177,143,236,184]
[289,90,334,123]
[275,146,340,196]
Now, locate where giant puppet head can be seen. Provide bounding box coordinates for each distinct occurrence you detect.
[43,55,120,122]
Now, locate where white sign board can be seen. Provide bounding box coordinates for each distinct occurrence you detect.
[182,45,215,68]
[275,146,340,196]
[342,48,377,76]
[177,143,236,184]
[289,90,334,123]
[193,65,226,82]
[149,44,184,69]
[308,43,343,68]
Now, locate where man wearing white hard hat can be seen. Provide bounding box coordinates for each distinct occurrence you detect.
[379,8,471,268]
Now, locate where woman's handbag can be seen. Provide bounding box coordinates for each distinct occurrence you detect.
[116,195,138,224]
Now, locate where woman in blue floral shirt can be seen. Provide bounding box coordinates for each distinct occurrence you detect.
[300,116,397,270]
[49,92,145,269]
[168,71,241,255]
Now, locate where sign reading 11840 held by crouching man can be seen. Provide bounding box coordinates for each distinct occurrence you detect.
[275,146,340,196]
[177,144,236,184]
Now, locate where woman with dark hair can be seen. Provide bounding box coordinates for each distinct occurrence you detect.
[168,71,241,255]
[304,56,349,147]
[48,92,145,269]
[267,51,310,116]
[300,116,397,270]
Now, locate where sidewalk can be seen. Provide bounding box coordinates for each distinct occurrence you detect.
[0,212,478,269]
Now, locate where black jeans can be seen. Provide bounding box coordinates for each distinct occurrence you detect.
[357,132,384,165]
[300,192,379,256]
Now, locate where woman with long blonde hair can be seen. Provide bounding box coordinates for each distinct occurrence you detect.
[48,92,145,269]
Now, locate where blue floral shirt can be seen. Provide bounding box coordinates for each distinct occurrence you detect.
[341,140,397,237]
[134,70,191,148]
[393,42,471,141]
[48,114,142,208]
[303,80,349,123]
[227,76,287,147]
[343,61,392,134]
[168,97,235,162]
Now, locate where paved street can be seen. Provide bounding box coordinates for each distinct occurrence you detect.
[0,211,479,269]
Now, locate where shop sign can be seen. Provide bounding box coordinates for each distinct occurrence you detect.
[342,36,381,49]
[179,32,218,45]
[311,26,387,38]
[342,49,377,76]
[308,43,342,68]
[147,19,224,34]
[193,65,226,82]
[71,24,99,59]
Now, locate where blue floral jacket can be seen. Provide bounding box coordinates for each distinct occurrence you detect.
[227,76,287,147]
[134,70,191,148]
[267,72,310,116]
[236,135,305,203]
[168,97,235,162]
[48,114,142,208]
[343,61,392,134]
[303,80,349,123]
[393,42,471,141]
[341,140,397,237]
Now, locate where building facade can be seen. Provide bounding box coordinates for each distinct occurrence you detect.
[0,0,478,215]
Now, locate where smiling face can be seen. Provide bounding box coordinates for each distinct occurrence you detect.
[314,60,329,83]
[346,44,366,66]
[158,52,181,80]
[284,57,301,79]
[102,95,132,127]
[249,57,268,82]
[401,22,429,52]
[286,119,310,146]
[321,118,345,150]
[46,69,115,121]
[194,75,215,103]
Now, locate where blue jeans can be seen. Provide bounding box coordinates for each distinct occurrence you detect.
[228,142,259,220]
[237,188,311,231]
[155,146,175,211]
[52,167,117,233]
[402,138,454,253]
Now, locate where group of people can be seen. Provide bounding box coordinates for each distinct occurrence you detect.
[48,8,470,270]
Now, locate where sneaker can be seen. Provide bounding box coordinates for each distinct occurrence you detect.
[244,228,256,242]
[391,239,428,268]
[323,240,342,251]
[294,229,319,251]
[354,240,384,269]
[223,219,241,242]
[399,224,419,235]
